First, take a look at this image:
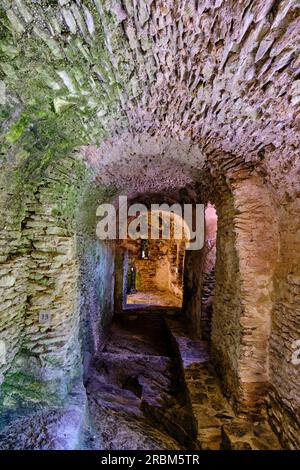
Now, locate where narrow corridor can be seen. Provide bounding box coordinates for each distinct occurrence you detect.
[84,310,281,450]
[1,1,299,452]
[85,312,196,450]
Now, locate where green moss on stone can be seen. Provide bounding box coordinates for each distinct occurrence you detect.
[2,371,60,406]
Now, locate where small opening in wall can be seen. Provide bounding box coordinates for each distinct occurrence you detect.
[124,237,184,308]
[201,203,218,341]
[140,239,149,259]
[118,207,188,310]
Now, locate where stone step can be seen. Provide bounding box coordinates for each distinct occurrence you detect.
[165,317,282,450]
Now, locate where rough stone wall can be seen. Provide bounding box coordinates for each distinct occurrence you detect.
[267,158,300,449]
[169,242,185,300]
[183,248,205,338]
[210,168,279,415]
[183,204,217,339]
[0,154,94,410]
[79,240,115,381]
[22,161,81,382]
[211,185,242,401]
[114,247,125,313]
[0,169,31,391]
[76,183,117,379]
[203,205,217,273]
[200,265,215,341]
[231,174,279,411]
[0,0,299,449]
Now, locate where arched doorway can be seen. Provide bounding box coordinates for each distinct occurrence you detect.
[120,208,189,309]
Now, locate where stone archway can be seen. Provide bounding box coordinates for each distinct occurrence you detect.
[211,170,279,413]
[0,0,299,451]
[115,205,190,310]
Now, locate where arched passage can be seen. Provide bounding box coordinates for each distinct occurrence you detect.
[0,0,299,451]
[116,207,190,309]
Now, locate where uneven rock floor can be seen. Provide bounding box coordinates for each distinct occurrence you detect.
[0,310,282,450]
[84,314,197,450]
[166,317,282,450]
[85,311,282,450]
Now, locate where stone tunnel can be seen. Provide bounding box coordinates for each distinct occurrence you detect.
[0,0,299,451]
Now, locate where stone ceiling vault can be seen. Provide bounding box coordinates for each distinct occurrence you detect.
[1,0,300,194]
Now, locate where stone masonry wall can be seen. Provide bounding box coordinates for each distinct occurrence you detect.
[0,169,31,394]
[231,174,279,411]
[210,169,279,415]
[200,204,218,340]
[79,240,115,382]
[76,183,117,381]
[20,162,81,392]
[183,248,205,338]
[0,154,93,409]
[267,162,300,449]
[211,185,242,402]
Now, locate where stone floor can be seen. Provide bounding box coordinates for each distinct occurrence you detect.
[84,314,197,450]
[126,292,182,307]
[0,382,87,450]
[0,310,282,450]
[166,317,282,450]
[85,311,281,450]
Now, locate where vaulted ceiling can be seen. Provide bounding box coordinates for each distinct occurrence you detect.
[1,1,299,194]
